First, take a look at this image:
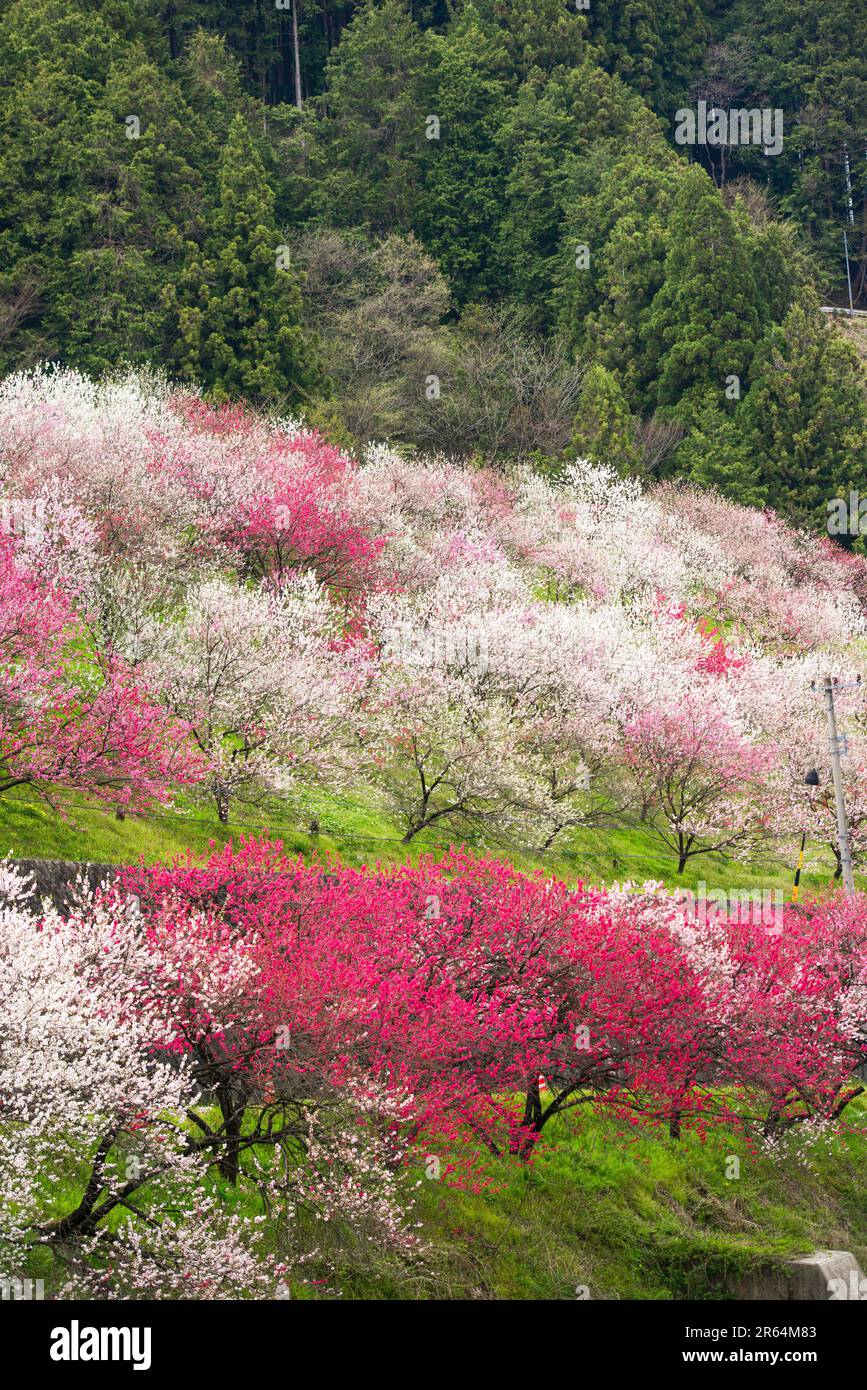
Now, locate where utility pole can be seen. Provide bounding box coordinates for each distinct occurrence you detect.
[844,229,855,316]
[292,0,303,112]
[813,676,860,898]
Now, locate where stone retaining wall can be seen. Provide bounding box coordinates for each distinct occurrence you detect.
[12,858,121,914]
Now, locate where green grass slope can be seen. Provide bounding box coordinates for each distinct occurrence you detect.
[332,1100,867,1295]
[0,782,849,899]
[26,1101,867,1301]
[394,1104,867,1301]
[8,785,866,1300]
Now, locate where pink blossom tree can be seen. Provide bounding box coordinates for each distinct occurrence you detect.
[622,690,772,874]
[123,839,867,1169]
[0,534,201,812]
[0,858,424,1298]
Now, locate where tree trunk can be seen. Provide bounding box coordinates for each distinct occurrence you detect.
[512,1079,543,1159]
[763,1092,787,1138]
[49,1130,119,1239]
[214,783,230,824]
[217,1087,242,1184]
[291,0,303,111]
[164,3,180,60]
[668,1083,691,1139]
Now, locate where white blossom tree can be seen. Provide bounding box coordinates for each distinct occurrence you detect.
[0,862,423,1299]
[144,573,358,821]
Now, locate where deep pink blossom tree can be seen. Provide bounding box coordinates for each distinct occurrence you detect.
[122,840,867,1171]
[0,534,202,810]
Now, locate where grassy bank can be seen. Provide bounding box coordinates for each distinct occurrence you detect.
[25,1099,867,1301]
[0,782,849,898]
[395,1104,867,1301]
[8,785,866,1301]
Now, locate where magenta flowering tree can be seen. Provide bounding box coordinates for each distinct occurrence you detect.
[122,839,867,1177]
[5,837,864,1297]
[0,534,202,811]
[0,859,423,1299]
[218,482,387,605]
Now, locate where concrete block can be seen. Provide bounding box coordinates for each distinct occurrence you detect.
[730,1250,866,1301]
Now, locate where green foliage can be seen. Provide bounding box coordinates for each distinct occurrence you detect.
[472,0,589,81]
[0,0,863,530]
[292,226,449,447]
[47,46,212,376]
[0,0,124,369]
[168,1,360,106]
[571,364,639,475]
[642,0,866,306]
[736,203,815,329]
[416,5,512,304]
[496,62,637,326]
[0,12,232,374]
[585,0,710,109]
[644,167,765,413]
[672,392,766,507]
[164,113,323,404]
[313,0,430,236]
[742,288,867,532]
[555,120,686,408]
